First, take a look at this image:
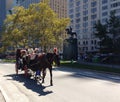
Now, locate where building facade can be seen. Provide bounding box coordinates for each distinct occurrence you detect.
[68,0,120,54]
[17,0,40,8]
[49,0,67,18]
[0,0,17,32]
[17,0,67,18]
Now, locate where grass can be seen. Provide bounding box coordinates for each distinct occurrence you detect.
[2,59,16,63]
[60,60,120,74]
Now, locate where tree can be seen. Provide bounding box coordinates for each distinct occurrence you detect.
[1,1,70,52]
[106,11,120,53]
[94,20,108,53]
[2,6,27,49]
[94,12,120,54]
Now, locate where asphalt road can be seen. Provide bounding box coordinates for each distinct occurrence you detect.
[0,63,120,102]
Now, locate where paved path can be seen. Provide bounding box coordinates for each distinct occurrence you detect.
[0,91,5,102]
[1,63,120,102]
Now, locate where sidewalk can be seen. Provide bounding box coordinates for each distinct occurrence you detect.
[0,91,5,102]
[78,60,120,69]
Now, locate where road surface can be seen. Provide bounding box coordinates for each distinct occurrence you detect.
[0,63,120,102]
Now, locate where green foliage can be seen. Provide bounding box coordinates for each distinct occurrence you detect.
[1,2,70,52]
[94,12,120,54]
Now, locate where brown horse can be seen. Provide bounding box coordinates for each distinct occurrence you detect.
[26,52,60,86]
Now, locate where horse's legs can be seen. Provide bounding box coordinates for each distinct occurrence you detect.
[42,69,46,83]
[24,65,28,76]
[15,64,18,74]
[49,67,53,86]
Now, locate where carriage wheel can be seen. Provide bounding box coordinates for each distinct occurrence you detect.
[15,64,18,74]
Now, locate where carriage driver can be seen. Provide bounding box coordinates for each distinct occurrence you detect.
[53,47,58,55]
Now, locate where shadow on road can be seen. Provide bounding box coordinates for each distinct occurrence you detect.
[4,74,53,96]
[54,67,120,84]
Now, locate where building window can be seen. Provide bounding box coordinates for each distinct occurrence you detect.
[76,13,80,17]
[102,0,108,4]
[69,0,74,2]
[102,12,108,16]
[69,3,74,7]
[69,14,74,19]
[83,22,88,27]
[83,29,88,33]
[69,9,74,14]
[102,5,108,10]
[115,8,120,14]
[76,30,80,35]
[91,20,96,26]
[86,41,88,45]
[71,20,74,24]
[76,1,80,6]
[86,47,88,51]
[83,4,88,9]
[91,1,97,7]
[91,40,93,44]
[91,14,97,19]
[75,24,80,29]
[102,18,107,23]
[83,10,88,15]
[83,0,88,3]
[94,40,97,45]
[76,18,80,23]
[83,16,88,21]
[76,6,80,12]
[83,41,85,45]
[91,46,94,50]
[91,8,97,13]
[111,2,120,8]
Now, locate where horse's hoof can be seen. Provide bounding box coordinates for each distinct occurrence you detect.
[37,82,41,85]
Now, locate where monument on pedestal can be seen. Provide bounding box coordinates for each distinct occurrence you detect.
[63,27,78,60]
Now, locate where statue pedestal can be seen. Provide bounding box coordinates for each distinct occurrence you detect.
[63,38,78,60]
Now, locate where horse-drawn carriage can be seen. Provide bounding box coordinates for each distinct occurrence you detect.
[15,48,60,86]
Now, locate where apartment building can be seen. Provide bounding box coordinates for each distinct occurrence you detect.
[68,0,120,54]
[0,0,6,32]
[49,0,67,18]
[17,0,67,18]
[17,0,40,8]
[0,0,17,31]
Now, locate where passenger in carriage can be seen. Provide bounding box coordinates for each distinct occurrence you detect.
[20,49,27,70]
[27,48,41,78]
[34,48,41,78]
[16,49,22,70]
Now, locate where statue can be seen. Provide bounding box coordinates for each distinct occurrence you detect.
[66,26,77,38]
[63,27,78,60]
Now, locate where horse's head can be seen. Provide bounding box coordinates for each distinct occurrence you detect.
[46,53,60,67]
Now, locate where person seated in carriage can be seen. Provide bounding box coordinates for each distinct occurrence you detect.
[16,49,22,70]
[27,48,41,78]
[15,49,27,74]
